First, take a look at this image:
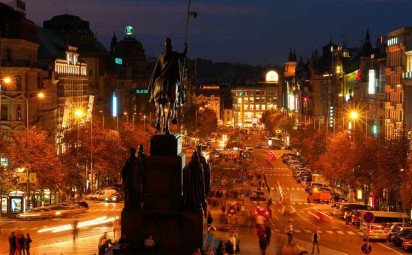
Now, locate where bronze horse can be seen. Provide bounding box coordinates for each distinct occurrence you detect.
[148,38,187,134]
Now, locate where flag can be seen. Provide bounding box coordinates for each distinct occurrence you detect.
[188,11,198,19]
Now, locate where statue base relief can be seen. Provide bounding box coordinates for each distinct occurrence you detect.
[120,133,203,254]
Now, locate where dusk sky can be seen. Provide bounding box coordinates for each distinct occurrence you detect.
[14,0,412,65]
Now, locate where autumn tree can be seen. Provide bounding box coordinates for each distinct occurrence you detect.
[8,127,63,195]
[183,106,218,137]
[119,122,155,152]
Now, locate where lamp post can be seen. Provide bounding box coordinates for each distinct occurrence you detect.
[143,114,147,130]
[123,111,129,123]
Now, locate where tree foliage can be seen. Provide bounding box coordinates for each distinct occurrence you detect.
[184,106,218,137]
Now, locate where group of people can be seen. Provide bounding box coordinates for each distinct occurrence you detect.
[8,232,32,255]
[215,232,240,255]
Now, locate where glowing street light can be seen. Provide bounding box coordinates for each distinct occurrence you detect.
[350,111,359,120]
[3,76,12,85]
[37,91,46,100]
[74,108,86,119]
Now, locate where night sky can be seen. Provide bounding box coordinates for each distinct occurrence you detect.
[12,0,412,65]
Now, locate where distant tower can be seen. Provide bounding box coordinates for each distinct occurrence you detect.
[284,45,297,78]
[111,31,118,54]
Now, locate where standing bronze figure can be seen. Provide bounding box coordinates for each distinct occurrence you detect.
[121,146,145,209]
[148,38,187,134]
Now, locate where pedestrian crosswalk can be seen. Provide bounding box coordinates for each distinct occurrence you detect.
[265,173,292,177]
[272,227,363,236]
[259,167,289,170]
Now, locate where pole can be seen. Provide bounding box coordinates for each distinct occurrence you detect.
[184,0,192,45]
[90,113,93,191]
[25,97,29,209]
[365,111,368,139]
[144,115,146,130]
[195,108,198,133]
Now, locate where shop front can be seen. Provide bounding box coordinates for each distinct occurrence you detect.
[1,191,26,218]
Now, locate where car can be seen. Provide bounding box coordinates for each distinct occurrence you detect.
[85,188,120,202]
[402,232,412,251]
[250,190,266,201]
[307,189,332,203]
[305,182,328,193]
[387,223,412,241]
[389,226,412,242]
[333,203,373,219]
[393,229,412,247]
[252,206,271,219]
[17,201,88,220]
[363,224,387,241]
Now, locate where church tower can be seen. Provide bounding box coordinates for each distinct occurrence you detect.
[110,31,118,54]
[284,45,297,78]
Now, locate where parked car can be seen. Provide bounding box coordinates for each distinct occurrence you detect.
[402,232,412,251]
[387,223,412,241]
[363,224,387,241]
[389,226,412,242]
[393,229,412,247]
[250,190,266,201]
[332,203,373,219]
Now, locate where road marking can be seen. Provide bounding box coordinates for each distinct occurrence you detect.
[31,227,38,230]
[346,231,355,235]
[317,230,322,234]
[377,243,404,255]
[294,230,302,233]
[357,232,363,236]
[336,231,344,235]
[304,230,311,233]
[291,188,295,191]
[326,231,333,234]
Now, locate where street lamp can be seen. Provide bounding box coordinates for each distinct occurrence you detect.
[123,111,129,122]
[143,114,147,130]
[350,111,359,120]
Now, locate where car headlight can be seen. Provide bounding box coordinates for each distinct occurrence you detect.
[111,196,117,201]
[55,211,61,216]
[105,197,109,201]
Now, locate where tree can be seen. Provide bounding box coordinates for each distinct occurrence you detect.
[8,127,63,194]
[183,106,217,138]
[119,122,154,152]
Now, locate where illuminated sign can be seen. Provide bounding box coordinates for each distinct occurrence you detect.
[112,93,118,117]
[368,70,376,94]
[0,157,8,167]
[136,89,149,94]
[373,124,378,136]
[125,25,134,36]
[266,70,279,83]
[388,37,398,46]
[115,58,123,65]
[288,93,295,111]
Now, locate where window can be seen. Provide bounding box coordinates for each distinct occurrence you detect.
[1,104,8,120]
[16,105,22,121]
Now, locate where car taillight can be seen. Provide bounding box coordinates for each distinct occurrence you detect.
[265,211,269,216]
[253,211,258,215]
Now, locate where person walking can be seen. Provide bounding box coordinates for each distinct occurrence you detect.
[311,229,320,254]
[17,232,25,255]
[98,232,108,255]
[24,233,32,255]
[258,233,268,255]
[265,223,272,246]
[72,220,79,242]
[285,220,294,244]
[215,240,224,255]
[225,238,235,255]
[8,232,16,255]
[207,212,213,228]
[144,234,156,253]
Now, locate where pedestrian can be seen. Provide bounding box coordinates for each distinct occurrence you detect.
[72,220,79,241]
[207,212,213,228]
[98,232,108,255]
[285,220,294,244]
[311,229,320,254]
[265,223,272,246]
[17,232,25,255]
[112,216,120,240]
[118,233,131,250]
[215,240,224,255]
[144,234,156,253]
[234,233,240,254]
[8,232,16,255]
[24,233,32,255]
[204,245,214,255]
[225,238,235,255]
[259,233,268,255]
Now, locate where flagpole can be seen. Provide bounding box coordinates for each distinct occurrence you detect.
[184,0,191,45]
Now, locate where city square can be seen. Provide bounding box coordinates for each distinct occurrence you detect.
[1,0,412,254]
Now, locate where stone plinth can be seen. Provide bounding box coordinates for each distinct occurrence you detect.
[121,133,203,254]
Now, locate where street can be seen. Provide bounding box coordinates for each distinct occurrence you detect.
[0,201,122,255]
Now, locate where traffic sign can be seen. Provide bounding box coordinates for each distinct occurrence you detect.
[363,211,375,224]
[361,242,372,255]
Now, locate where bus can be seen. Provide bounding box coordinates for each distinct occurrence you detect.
[359,211,410,231]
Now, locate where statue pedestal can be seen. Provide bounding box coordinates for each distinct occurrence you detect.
[121,133,203,254]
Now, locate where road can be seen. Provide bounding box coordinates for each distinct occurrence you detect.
[0,200,122,255]
[253,147,408,255]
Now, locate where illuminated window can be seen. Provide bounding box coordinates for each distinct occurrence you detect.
[250,105,254,110]
[256,105,260,110]
[262,105,266,110]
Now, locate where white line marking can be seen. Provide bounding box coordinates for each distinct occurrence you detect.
[326,231,333,234]
[304,230,311,233]
[294,230,302,233]
[337,231,344,234]
[346,231,355,235]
